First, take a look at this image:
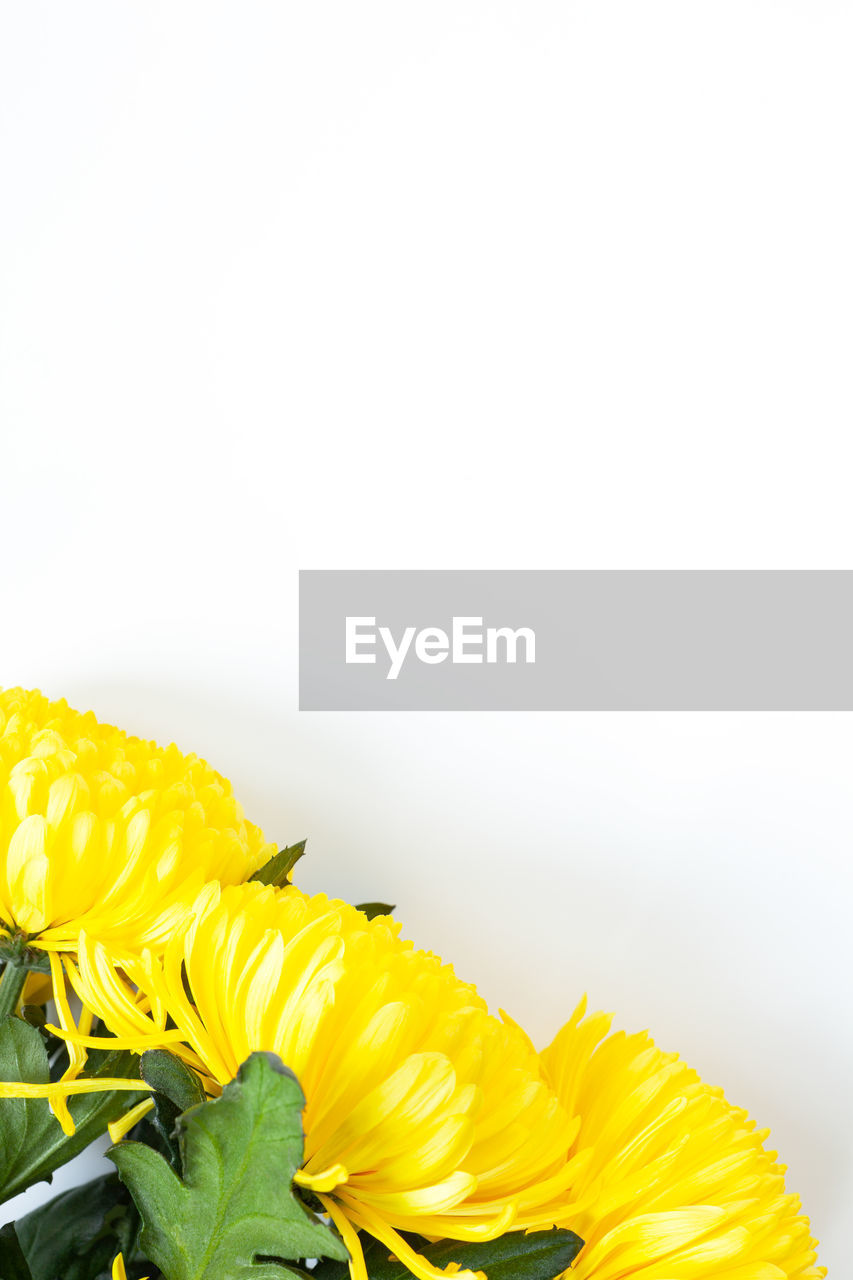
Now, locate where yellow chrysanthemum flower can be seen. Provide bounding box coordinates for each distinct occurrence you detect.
[0,688,273,949]
[61,882,578,1280]
[0,687,275,1128]
[539,999,825,1280]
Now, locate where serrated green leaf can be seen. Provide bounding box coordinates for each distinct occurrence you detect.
[354,903,396,921]
[0,1016,146,1206]
[109,1052,348,1280]
[139,1052,205,1116]
[138,1051,207,1169]
[312,1228,584,1280]
[14,1172,140,1280]
[250,842,307,888]
[0,1223,33,1280]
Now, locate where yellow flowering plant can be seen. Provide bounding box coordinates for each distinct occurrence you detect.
[0,692,826,1280]
[0,688,275,1133]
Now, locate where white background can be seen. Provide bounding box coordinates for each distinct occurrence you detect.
[1,2,851,1270]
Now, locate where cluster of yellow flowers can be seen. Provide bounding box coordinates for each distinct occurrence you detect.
[0,689,825,1280]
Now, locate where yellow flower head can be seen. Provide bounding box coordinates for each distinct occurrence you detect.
[539,999,825,1280]
[65,882,578,1280]
[0,688,274,952]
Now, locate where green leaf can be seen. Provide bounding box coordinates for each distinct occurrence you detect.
[354,903,396,921]
[0,1224,34,1280]
[0,1016,146,1206]
[250,842,307,888]
[109,1052,349,1280]
[312,1228,584,1280]
[139,1052,205,1116]
[135,1050,207,1170]
[18,1008,46,1032]
[14,1172,140,1280]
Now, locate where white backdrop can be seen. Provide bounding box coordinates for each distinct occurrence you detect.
[1,3,850,1271]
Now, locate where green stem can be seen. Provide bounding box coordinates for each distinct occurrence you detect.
[0,960,28,1019]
